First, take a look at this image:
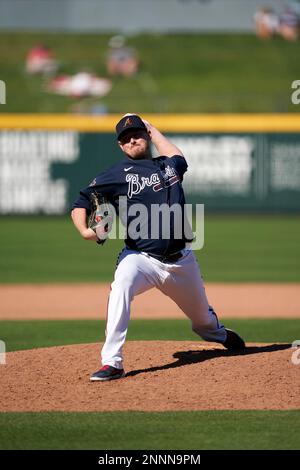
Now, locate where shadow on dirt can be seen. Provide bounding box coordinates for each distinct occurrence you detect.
[125,343,291,378]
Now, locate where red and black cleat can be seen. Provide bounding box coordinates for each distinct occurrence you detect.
[90,365,125,382]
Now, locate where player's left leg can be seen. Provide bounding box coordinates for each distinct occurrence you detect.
[158,250,245,349]
[158,250,226,342]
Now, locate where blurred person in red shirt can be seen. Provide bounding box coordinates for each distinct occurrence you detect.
[26,44,58,75]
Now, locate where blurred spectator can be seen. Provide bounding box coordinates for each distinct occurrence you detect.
[106,35,139,77]
[26,44,58,75]
[70,101,108,115]
[254,7,279,39]
[278,7,299,41]
[47,71,112,98]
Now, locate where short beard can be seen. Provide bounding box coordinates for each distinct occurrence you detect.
[126,146,152,160]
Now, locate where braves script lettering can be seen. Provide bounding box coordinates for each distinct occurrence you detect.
[126,173,160,198]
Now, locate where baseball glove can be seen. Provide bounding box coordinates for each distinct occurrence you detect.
[88,191,114,245]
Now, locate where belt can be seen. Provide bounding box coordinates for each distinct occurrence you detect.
[146,251,183,263]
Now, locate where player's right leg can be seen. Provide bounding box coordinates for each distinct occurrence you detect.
[96,248,162,379]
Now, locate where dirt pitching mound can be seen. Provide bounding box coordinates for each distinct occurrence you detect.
[0,341,299,412]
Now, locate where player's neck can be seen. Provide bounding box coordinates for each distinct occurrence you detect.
[127,151,152,161]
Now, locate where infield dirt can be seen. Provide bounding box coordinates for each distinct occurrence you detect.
[0,341,298,412]
[1,283,300,319]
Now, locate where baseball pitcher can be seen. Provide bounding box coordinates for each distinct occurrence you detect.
[71,114,246,381]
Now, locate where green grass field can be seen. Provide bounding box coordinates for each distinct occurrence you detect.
[0,318,298,352]
[0,411,299,450]
[0,214,299,283]
[1,32,300,113]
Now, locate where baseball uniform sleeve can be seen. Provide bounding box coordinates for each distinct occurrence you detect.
[72,166,120,213]
[169,155,188,180]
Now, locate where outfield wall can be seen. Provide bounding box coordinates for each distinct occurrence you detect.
[0,114,300,213]
[0,0,283,33]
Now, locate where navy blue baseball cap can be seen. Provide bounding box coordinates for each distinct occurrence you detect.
[116,114,147,140]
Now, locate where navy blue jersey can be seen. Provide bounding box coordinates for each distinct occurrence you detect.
[72,155,192,256]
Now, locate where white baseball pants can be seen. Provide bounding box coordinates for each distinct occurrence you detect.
[101,248,227,369]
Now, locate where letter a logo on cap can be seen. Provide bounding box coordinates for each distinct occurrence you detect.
[123,118,133,127]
